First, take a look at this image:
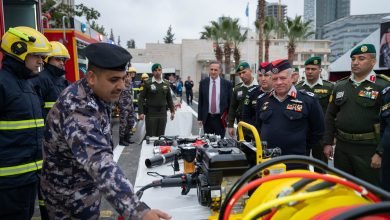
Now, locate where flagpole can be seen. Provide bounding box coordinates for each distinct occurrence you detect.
[246,2,250,62]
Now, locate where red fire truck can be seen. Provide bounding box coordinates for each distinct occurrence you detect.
[0,0,110,82]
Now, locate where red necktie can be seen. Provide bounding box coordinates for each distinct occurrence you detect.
[211,80,216,113]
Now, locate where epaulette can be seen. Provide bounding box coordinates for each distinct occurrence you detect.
[257,92,267,100]
[322,79,335,86]
[378,74,390,82]
[234,82,243,89]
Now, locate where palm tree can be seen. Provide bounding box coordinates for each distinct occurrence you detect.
[201,16,247,75]
[278,15,314,65]
[255,16,277,62]
[200,25,223,63]
[257,0,266,63]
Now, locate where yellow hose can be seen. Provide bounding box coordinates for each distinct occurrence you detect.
[242,189,331,220]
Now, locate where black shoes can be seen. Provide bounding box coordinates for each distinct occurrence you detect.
[119,137,130,146]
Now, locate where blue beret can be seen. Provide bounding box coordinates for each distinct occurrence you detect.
[350,44,376,57]
[270,59,291,74]
[305,56,321,66]
[152,63,162,71]
[85,43,131,71]
[236,62,250,73]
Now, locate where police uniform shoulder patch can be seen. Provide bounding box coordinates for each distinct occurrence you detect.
[300,90,315,97]
[248,85,259,93]
[257,92,267,100]
[382,86,390,95]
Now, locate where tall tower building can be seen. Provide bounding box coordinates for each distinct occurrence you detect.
[256,1,287,22]
[304,0,350,39]
[303,0,316,39]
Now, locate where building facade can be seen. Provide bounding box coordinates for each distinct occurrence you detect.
[323,13,390,62]
[128,32,330,91]
[304,0,350,39]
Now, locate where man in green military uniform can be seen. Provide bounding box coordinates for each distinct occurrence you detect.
[323,44,389,185]
[138,63,175,137]
[296,56,334,168]
[228,62,258,137]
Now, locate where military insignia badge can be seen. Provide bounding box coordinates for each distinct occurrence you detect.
[286,104,294,110]
[313,60,318,65]
[240,66,244,70]
[237,91,243,98]
[369,75,376,82]
[336,91,344,99]
[244,99,249,105]
[262,103,269,111]
[365,86,373,91]
[151,84,156,91]
[361,46,368,52]
[295,104,303,112]
[272,68,279,74]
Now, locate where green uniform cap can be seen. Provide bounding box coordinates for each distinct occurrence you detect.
[152,63,162,71]
[236,62,250,73]
[350,44,376,57]
[305,56,322,66]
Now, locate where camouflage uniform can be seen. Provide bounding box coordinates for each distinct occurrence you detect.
[41,78,149,219]
[119,84,136,145]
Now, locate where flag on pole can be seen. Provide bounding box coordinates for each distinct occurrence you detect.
[245,2,249,17]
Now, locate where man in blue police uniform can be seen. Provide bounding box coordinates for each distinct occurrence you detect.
[324,44,389,186]
[41,43,171,220]
[256,59,324,169]
[380,85,390,191]
[241,62,273,131]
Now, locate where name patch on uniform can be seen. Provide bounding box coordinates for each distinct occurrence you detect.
[336,91,344,99]
[314,89,329,94]
[290,99,303,104]
[286,104,303,112]
[163,85,168,89]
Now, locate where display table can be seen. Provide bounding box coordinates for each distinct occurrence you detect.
[165,102,193,136]
[134,140,210,219]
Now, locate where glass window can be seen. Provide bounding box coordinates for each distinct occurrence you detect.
[4,0,38,31]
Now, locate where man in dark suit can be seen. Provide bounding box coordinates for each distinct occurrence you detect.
[198,61,232,138]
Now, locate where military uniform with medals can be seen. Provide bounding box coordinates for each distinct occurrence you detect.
[323,44,390,185]
[256,60,324,170]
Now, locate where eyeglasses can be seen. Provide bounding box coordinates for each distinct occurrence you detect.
[54,57,68,62]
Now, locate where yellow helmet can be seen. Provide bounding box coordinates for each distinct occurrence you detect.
[141,73,149,80]
[128,66,137,73]
[1,26,51,61]
[45,41,70,62]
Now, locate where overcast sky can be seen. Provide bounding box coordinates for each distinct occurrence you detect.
[75,0,390,48]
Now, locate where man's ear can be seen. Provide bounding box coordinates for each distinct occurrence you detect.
[86,70,96,86]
